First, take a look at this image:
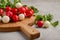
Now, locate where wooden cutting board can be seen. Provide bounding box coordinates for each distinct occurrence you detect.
[0,16,40,39]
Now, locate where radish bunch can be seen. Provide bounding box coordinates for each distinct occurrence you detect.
[0,2,34,23]
[35,14,59,28]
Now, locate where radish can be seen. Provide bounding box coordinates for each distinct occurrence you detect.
[6,6,12,12]
[12,8,18,14]
[19,7,26,13]
[37,20,44,28]
[6,11,13,18]
[43,21,50,28]
[16,2,22,8]
[2,16,10,23]
[0,9,4,16]
[19,14,25,20]
[26,9,34,17]
[0,16,2,22]
[12,15,18,22]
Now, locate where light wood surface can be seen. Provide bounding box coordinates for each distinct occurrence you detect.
[0,16,40,39]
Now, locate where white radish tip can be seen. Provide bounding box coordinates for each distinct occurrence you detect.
[16,2,22,8]
[19,14,25,20]
[2,16,10,23]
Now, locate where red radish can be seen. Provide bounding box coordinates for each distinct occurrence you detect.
[37,21,44,27]
[19,7,26,13]
[23,6,28,11]
[12,8,18,14]
[6,6,11,12]
[12,15,18,22]
[6,11,13,18]
[0,9,4,16]
[26,9,34,17]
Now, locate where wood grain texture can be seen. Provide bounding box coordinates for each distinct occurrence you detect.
[0,16,40,39]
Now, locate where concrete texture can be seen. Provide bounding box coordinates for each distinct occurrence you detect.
[0,0,60,40]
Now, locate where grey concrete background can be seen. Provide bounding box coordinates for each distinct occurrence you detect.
[0,0,60,40]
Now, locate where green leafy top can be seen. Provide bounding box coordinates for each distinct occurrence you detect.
[35,14,53,22]
[0,0,7,9]
[46,14,53,22]
[35,14,43,21]
[0,0,21,9]
[14,0,21,5]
